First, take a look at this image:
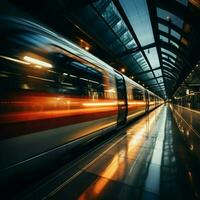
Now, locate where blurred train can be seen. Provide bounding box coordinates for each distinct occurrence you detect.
[0,17,163,181]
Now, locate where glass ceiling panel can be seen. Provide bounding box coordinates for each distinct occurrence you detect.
[169,57,176,63]
[138,72,154,80]
[163,61,177,70]
[170,40,179,48]
[154,69,162,77]
[120,55,142,73]
[171,29,181,40]
[120,31,133,46]
[126,40,136,49]
[163,70,177,78]
[157,8,184,29]
[158,23,168,33]
[161,48,177,58]
[112,21,127,36]
[176,0,188,6]
[144,47,160,69]
[162,54,168,59]
[133,52,150,71]
[119,0,155,46]
[163,66,178,76]
[147,79,158,85]
[94,0,137,49]
[157,77,164,83]
[160,35,168,43]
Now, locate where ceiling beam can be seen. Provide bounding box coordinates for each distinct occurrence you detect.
[142,75,163,83]
[161,51,184,66]
[157,18,189,39]
[155,0,200,32]
[146,0,167,98]
[160,41,193,69]
[162,58,182,71]
[112,0,164,96]
[163,70,177,79]
[116,42,156,58]
[159,31,181,46]
[133,67,161,76]
[162,64,179,76]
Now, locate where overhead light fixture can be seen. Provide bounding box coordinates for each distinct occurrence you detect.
[23,56,53,68]
[80,39,91,51]
[85,46,90,51]
[121,68,126,73]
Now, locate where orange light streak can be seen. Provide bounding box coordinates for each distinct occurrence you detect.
[82,102,118,107]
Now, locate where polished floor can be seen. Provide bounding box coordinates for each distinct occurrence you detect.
[25,105,200,200]
[172,104,200,169]
[173,105,200,134]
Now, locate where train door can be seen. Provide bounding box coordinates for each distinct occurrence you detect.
[145,90,149,112]
[115,72,127,126]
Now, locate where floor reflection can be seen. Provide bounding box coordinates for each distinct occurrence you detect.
[50,105,200,200]
[78,106,165,199]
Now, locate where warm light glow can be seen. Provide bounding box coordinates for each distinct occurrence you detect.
[128,101,146,105]
[0,95,118,124]
[23,56,53,68]
[121,68,126,73]
[82,102,117,107]
[34,65,42,69]
[85,46,90,51]
[189,0,200,9]
[181,37,188,46]
[0,55,30,65]
[77,106,163,199]
[105,88,116,93]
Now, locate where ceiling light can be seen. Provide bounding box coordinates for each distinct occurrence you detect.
[85,46,90,51]
[121,68,126,73]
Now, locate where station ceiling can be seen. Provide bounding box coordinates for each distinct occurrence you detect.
[10,0,200,99]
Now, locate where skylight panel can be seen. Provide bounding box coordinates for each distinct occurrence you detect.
[120,0,155,46]
[157,8,184,29]
[158,23,168,33]
[144,47,160,69]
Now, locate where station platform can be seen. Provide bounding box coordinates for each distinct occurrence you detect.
[22,105,200,200]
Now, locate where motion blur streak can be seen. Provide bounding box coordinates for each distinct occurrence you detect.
[0,95,118,123]
[82,102,118,107]
[0,17,162,182]
[23,56,53,68]
[0,55,30,65]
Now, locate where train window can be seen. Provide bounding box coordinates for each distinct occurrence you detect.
[0,30,118,117]
[62,60,106,99]
[150,94,155,101]
[132,88,144,100]
[0,50,107,99]
[125,81,134,100]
